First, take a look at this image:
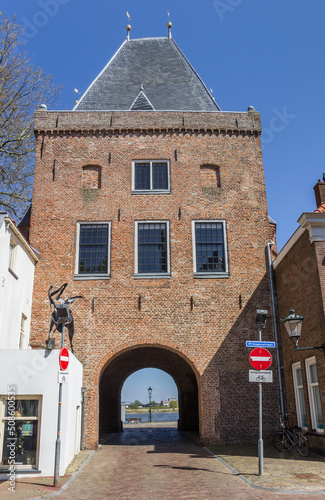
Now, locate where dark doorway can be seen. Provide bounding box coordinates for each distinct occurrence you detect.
[99,346,199,435]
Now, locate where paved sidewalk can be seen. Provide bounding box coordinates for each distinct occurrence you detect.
[1,428,325,499]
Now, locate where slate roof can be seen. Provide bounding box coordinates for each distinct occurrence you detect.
[74,37,220,112]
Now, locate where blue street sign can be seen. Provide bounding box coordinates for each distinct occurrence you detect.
[246,341,275,348]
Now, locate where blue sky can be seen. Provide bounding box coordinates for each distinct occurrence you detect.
[4,0,325,401]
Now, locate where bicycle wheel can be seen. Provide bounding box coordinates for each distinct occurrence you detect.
[297,434,310,457]
[273,432,291,452]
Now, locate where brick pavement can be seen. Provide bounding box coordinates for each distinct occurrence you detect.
[1,428,325,499]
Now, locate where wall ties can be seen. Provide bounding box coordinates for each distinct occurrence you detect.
[191,296,194,311]
[56,116,59,127]
[138,295,142,311]
[92,298,95,313]
[110,115,113,127]
[174,149,178,161]
[239,294,242,309]
[40,136,45,158]
[118,208,121,221]
[236,117,239,127]
[178,207,181,220]
[108,152,112,164]
[52,160,56,181]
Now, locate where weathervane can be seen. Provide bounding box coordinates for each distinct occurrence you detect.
[126,11,131,40]
[167,10,172,38]
[46,283,82,352]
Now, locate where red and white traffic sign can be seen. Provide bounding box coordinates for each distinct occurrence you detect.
[59,347,69,371]
[249,347,272,371]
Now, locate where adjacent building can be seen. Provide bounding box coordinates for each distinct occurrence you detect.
[274,178,325,453]
[28,27,279,447]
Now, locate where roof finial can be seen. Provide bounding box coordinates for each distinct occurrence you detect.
[126,11,131,40]
[167,10,172,38]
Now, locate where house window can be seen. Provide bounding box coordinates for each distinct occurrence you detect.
[132,161,170,193]
[0,397,41,470]
[75,222,111,280]
[292,362,307,429]
[135,221,170,277]
[192,220,229,278]
[305,356,324,433]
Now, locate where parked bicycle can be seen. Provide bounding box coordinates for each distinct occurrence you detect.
[273,417,310,457]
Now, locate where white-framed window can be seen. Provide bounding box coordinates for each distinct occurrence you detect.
[132,160,170,193]
[0,395,42,470]
[134,221,170,278]
[292,362,307,430]
[192,220,229,278]
[305,356,324,433]
[74,222,111,280]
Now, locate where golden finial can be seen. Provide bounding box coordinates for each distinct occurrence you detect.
[167,10,172,38]
[126,11,131,40]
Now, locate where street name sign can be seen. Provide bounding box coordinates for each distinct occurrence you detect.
[249,347,272,370]
[246,341,275,348]
[59,347,69,371]
[249,370,273,383]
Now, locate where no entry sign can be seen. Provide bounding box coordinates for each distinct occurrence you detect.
[249,347,272,370]
[59,347,69,371]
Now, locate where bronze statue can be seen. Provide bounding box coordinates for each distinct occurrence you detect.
[47,283,82,352]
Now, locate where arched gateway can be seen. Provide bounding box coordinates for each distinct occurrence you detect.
[99,346,199,434]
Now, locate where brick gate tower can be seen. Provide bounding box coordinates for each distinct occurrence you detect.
[29,25,279,448]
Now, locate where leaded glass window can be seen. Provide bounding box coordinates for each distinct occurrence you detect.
[78,224,109,275]
[133,161,169,192]
[194,222,226,273]
[136,222,169,274]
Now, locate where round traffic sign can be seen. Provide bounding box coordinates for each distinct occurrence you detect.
[59,347,69,371]
[249,347,272,370]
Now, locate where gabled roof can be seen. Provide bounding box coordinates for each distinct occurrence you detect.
[74,37,220,112]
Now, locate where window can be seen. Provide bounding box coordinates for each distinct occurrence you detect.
[0,397,41,470]
[192,220,229,278]
[132,161,170,193]
[305,357,324,433]
[292,362,307,429]
[75,222,111,280]
[82,165,101,189]
[135,221,170,278]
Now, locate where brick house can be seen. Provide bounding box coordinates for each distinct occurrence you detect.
[273,178,325,453]
[28,27,279,448]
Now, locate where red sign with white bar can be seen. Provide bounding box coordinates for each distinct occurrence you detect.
[59,347,69,371]
[249,347,272,370]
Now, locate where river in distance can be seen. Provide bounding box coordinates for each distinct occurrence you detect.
[125,412,178,423]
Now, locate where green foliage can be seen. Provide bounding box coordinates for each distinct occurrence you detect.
[169,400,178,409]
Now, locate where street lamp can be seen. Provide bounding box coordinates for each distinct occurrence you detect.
[148,387,152,423]
[281,309,325,354]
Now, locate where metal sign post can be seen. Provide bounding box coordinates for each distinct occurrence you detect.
[54,324,65,487]
[258,326,263,477]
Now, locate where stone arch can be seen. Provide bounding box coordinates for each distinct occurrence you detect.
[99,345,199,434]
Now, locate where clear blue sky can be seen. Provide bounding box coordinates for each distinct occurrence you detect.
[4,0,325,401]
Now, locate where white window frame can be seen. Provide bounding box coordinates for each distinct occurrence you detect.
[305,356,324,433]
[292,362,307,430]
[8,238,18,278]
[192,220,229,278]
[0,395,42,471]
[74,221,111,280]
[134,220,171,278]
[132,160,171,194]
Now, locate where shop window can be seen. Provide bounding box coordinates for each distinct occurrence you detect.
[0,397,41,470]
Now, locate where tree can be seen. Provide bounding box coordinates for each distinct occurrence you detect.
[0,12,61,218]
[130,400,142,409]
[169,400,178,409]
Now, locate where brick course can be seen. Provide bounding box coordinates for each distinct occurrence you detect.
[29,109,279,448]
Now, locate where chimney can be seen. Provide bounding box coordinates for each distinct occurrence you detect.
[314,175,325,209]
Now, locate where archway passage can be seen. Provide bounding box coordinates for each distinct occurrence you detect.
[99,346,199,435]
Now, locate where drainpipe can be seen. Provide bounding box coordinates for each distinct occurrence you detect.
[266,243,286,417]
[80,387,86,450]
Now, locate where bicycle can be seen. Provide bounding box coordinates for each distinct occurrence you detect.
[273,417,310,457]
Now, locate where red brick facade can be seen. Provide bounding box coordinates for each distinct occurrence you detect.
[29,109,279,448]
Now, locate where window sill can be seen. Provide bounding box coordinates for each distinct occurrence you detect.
[74,274,110,281]
[308,430,325,436]
[194,272,229,279]
[8,267,18,280]
[132,190,171,195]
[134,273,171,279]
